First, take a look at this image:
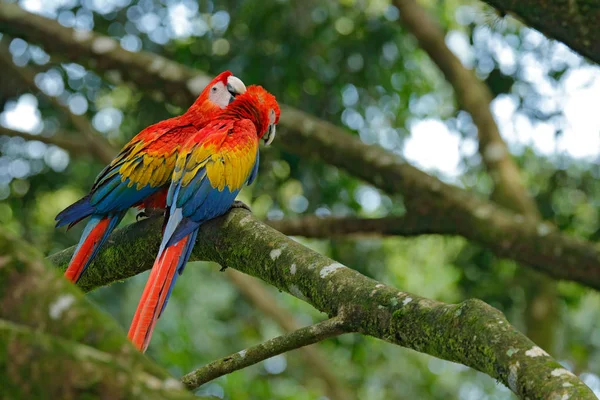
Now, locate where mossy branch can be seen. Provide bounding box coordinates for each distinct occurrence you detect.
[4,3,600,288]
[48,210,595,399]
[181,317,348,390]
[0,319,202,400]
[0,230,203,400]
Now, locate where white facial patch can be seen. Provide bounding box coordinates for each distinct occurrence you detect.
[208,81,233,108]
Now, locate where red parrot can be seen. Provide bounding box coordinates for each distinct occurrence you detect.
[56,71,247,283]
[128,85,280,352]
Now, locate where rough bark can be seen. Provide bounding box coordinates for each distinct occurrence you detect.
[47,211,595,399]
[0,230,203,400]
[3,3,600,288]
[480,0,600,65]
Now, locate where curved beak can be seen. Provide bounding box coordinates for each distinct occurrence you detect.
[227,76,247,103]
[263,124,276,146]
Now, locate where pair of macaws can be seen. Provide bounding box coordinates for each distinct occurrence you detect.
[56,71,280,352]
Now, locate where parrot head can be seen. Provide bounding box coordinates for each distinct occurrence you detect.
[223,85,280,145]
[187,71,247,119]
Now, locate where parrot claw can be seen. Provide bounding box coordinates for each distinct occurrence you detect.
[219,265,228,272]
[230,200,251,212]
[136,211,148,221]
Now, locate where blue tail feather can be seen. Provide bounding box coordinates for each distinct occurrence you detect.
[55,196,94,228]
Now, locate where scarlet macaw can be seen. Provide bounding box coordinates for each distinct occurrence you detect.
[56,71,247,283]
[128,85,280,352]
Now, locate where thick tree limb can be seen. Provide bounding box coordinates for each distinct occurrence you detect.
[0,35,115,164]
[0,319,202,400]
[394,0,540,218]
[480,0,600,65]
[181,317,348,390]
[47,210,595,399]
[225,270,355,400]
[4,3,600,287]
[0,230,201,399]
[0,125,90,154]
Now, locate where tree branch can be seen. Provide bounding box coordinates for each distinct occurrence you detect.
[279,108,600,288]
[181,317,348,390]
[265,211,600,289]
[479,0,600,65]
[394,0,540,218]
[47,210,595,399]
[266,215,445,237]
[4,2,600,287]
[225,270,355,400]
[0,230,200,399]
[0,35,115,164]
[0,319,207,399]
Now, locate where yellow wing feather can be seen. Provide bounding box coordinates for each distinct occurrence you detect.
[178,121,259,193]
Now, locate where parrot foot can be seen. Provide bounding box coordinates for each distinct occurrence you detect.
[219,265,228,272]
[230,200,252,212]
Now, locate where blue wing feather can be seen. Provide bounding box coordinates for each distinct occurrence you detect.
[247,151,260,186]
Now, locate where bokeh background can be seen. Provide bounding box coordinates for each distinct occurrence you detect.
[1,0,600,398]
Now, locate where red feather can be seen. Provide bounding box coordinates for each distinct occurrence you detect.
[64,216,111,283]
[128,236,189,352]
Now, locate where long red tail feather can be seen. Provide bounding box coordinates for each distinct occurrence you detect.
[128,237,188,352]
